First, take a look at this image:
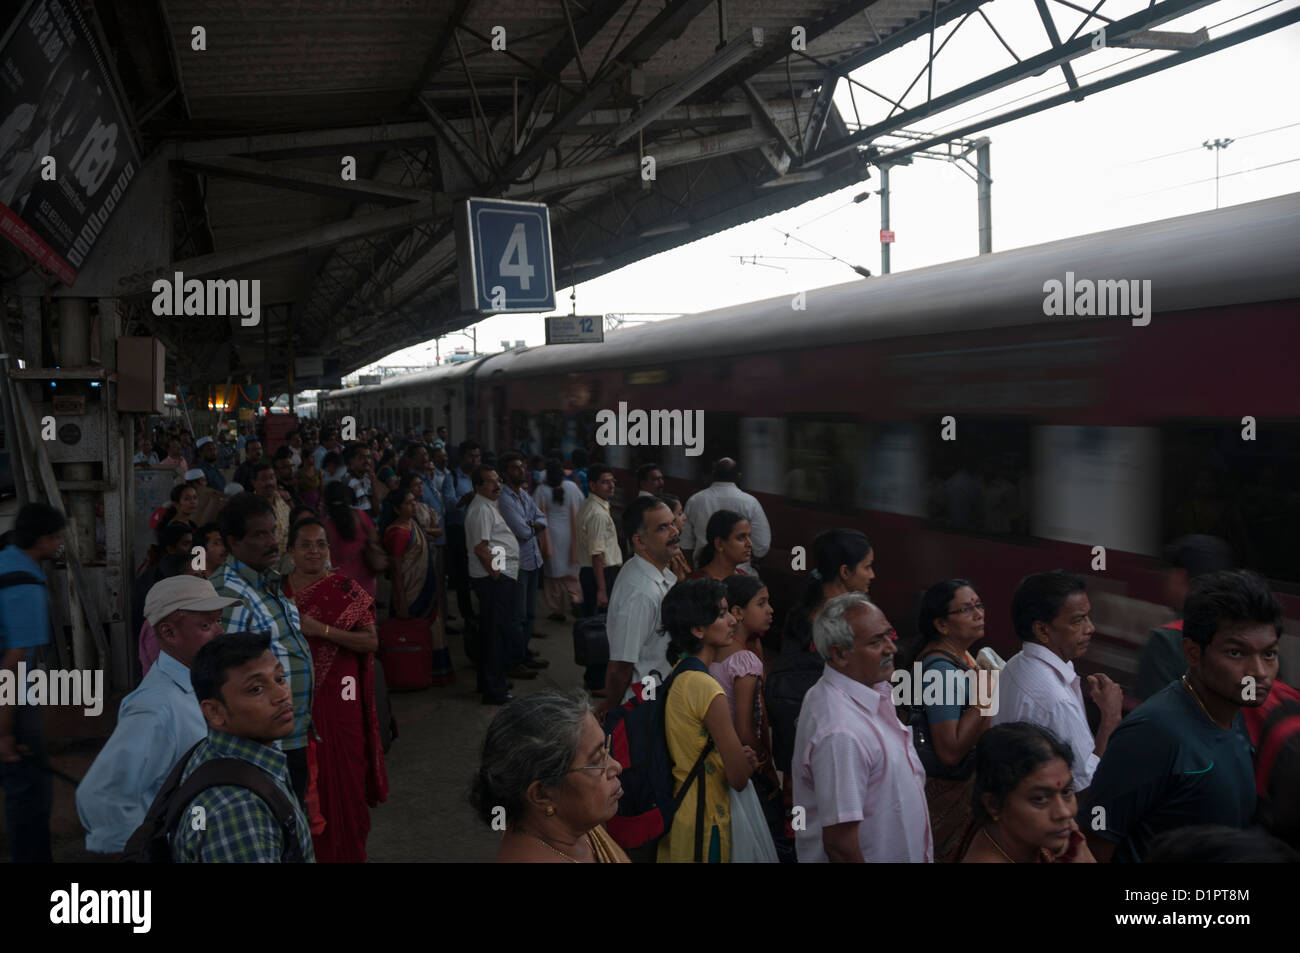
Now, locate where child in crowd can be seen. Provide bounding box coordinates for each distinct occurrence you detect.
[710,575,778,794]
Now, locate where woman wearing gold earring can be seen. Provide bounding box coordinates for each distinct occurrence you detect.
[471,690,629,862]
[961,722,1095,863]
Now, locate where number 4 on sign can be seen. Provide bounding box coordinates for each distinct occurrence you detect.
[499,223,534,290]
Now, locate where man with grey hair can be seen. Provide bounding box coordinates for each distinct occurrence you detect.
[791,592,932,862]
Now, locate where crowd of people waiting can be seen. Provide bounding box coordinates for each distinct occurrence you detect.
[1,419,1295,866]
[471,462,1299,864]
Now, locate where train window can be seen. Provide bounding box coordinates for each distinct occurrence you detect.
[510,410,549,458]
[739,418,787,495]
[922,417,1033,536]
[1160,420,1300,587]
[1033,426,1159,556]
[784,416,862,509]
[856,422,924,517]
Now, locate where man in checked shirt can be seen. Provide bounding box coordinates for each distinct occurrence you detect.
[171,631,314,863]
[209,493,314,806]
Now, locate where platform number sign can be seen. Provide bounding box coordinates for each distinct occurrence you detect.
[456,198,556,313]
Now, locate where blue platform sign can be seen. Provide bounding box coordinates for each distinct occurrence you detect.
[456,198,556,313]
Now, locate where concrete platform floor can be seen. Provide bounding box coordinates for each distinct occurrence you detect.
[368,611,586,862]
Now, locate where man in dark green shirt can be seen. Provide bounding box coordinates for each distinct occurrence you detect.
[1085,569,1281,862]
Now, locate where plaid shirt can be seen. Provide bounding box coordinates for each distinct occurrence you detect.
[210,556,314,750]
[170,729,315,863]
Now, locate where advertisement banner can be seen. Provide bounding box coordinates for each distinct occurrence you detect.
[0,0,140,285]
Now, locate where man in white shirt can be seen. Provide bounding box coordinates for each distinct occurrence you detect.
[793,592,933,862]
[595,496,681,719]
[636,463,664,498]
[990,570,1124,794]
[466,465,522,706]
[345,445,374,512]
[576,465,623,613]
[76,576,239,853]
[680,458,770,570]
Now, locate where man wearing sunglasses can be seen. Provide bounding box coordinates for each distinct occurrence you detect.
[990,571,1123,797]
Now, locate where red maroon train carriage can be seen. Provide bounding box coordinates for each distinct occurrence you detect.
[322,193,1300,692]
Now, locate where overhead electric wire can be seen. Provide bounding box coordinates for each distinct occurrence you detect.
[1119,154,1300,198]
[1123,119,1300,165]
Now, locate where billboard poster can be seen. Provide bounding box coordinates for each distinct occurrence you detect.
[0,0,140,285]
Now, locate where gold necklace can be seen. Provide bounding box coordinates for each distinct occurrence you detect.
[528,832,581,863]
[983,826,1019,863]
[1181,674,1219,725]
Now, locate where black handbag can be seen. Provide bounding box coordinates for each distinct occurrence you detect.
[573,613,610,667]
[908,649,976,782]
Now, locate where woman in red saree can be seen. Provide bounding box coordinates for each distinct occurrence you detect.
[285,516,389,862]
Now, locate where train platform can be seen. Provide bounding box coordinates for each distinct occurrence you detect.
[366,612,582,864]
[20,610,580,864]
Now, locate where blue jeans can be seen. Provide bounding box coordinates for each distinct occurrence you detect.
[511,566,540,667]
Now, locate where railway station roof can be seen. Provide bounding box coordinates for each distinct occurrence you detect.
[4,0,1296,392]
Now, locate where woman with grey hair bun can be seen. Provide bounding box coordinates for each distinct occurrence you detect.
[470,689,629,862]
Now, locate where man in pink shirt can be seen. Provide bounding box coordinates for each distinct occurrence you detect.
[792,592,933,862]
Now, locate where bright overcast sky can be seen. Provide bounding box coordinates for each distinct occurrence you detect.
[355,0,1300,376]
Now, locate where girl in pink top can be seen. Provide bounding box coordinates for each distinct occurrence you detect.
[709,575,778,791]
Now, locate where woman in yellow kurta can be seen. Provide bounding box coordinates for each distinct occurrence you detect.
[657,578,759,863]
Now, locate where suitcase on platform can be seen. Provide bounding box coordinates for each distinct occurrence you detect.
[378,617,433,691]
[573,613,610,667]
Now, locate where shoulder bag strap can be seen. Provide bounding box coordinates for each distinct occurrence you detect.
[664,660,717,862]
[165,758,304,863]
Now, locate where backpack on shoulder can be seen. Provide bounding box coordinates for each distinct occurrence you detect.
[0,571,42,590]
[765,647,824,774]
[602,656,714,860]
[121,741,305,863]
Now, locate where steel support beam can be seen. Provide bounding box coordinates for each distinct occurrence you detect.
[166,122,440,161]
[121,197,450,292]
[872,5,1300,167]
[698,0,885,98]
[1033,0,1082,97]
[612,29,764,146]
[177,156,430,205]
[506,125,775,199]
[834,0,997,76]
[742,81,800,163]
[806,0,1219,166]
[497,0,717,186]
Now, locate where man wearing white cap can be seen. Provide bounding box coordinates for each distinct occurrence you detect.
[75,576,240,854]
[195,436,226,491]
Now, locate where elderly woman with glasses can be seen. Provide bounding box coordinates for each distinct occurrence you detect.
[898,578,997,862]
[471,690,629,863]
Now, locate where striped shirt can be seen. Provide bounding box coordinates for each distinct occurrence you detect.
[170,729,314,863]
[210,556,314,750]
